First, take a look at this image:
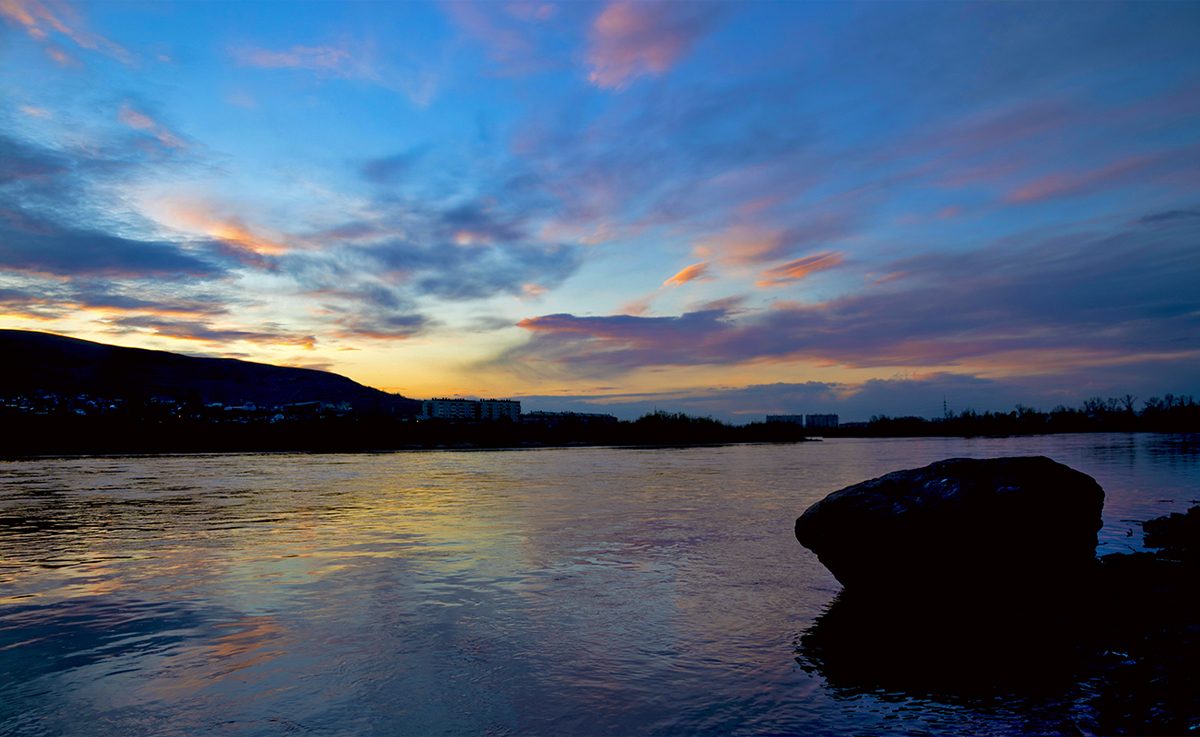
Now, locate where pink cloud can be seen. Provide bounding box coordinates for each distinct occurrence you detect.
[233,45,351,71]
[663,261,712,287]
[756,251,844,288]
[231,41,437,105]
[1007,153,1168,204]
[117,103,189,149]
[0,0,135,65]
[505,2,556,21]
[501,215,1200,378]
[619,294,656,316]
[693,226,783,265]
[896,206,964,226]
[695,213,856,267]
[442,0,553,76]
[586,1,717,90]
[18,105,51,118]
[520,283,549,299]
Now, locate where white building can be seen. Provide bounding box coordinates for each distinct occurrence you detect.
[421,398,521,421]
[805,413,839,429]
[479,399,521,421]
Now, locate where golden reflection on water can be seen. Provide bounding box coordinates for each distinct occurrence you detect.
[1,436,1196,735]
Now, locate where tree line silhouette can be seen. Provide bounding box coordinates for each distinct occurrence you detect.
[4,395,1195,457]
[832,394,1199,437]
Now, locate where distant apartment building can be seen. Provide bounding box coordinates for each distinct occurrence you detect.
[421,398,520,421]
[522,410,618,426]
[479,399,521,421]
[805,413,839,429]
[765,414,805,425]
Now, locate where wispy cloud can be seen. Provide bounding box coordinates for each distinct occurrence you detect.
[231,39,438,105]
[619,293,656,316]
[158,201,292,258]
[118,103,190,149]
[360,148,426,186]
[585,1,718,90]
[0,140,223,277]
[0,286,67,320]
[755,251,843,288]
[0,279,229,324]
[0,0,135,66]
[328,312,427,341]
[69,282,229,317]
[233,44,350,71]
[0,221,223,279]
[505,2,556,22]
[663,261,711,287]
[106,316,317,349]
[502,214,1200,377]
[694,215,856,267]
[1006,149,1196,204]
[441,0,566,77]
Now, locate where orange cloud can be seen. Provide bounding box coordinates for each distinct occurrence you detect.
[756,251,843,288]
[586,1,714,90]
[160,202,291,256]
[868,271,907,286]
[0,0,135,65]
[664,261,712,287]
[118,103,188,149]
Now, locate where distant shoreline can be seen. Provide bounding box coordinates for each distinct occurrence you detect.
[0,411,812,458]
[6,425,1199,461]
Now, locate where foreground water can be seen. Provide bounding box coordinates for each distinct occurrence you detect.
[1,434,1197,736]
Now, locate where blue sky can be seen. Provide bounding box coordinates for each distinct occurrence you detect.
[2,0,1198,420]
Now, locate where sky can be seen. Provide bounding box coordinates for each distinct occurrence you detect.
[1,0,1198,421]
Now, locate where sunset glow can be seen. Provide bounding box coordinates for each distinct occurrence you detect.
[2,0,1197,419]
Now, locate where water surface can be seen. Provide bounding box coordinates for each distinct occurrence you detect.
[2,434,1196,735]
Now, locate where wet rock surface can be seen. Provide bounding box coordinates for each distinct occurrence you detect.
[794,456,1105,593]
[794,459,1199,736]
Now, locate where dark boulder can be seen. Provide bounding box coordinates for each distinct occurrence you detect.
[795,456,1104,594]
[1142,505,1200,564]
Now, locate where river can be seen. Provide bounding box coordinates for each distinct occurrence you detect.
[1,434,1196,735]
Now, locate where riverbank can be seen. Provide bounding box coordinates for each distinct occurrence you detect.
[2,410,812,457]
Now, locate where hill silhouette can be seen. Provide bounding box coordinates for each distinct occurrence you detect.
[0,330,420,414]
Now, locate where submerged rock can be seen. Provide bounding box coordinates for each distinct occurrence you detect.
[794,456,1104,594]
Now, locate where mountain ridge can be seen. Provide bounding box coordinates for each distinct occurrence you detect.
[0,329,420,414]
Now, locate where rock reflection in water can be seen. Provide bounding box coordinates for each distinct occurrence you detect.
[795,559,1200,736]
[795,588,1090,698]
